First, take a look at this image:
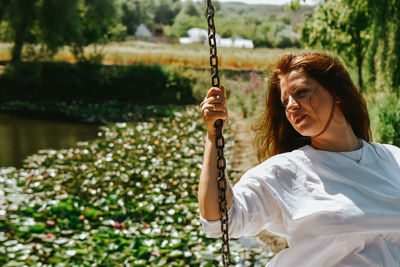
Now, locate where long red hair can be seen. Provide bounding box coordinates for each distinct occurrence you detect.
[254,52,371,163]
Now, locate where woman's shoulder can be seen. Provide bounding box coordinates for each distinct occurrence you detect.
[369,141,400,160]
[236,148,312,195]
[379,142,400,153]
[246,147,310,178]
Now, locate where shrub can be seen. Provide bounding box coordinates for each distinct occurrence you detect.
[0,61,195,105]
[375,96,400,146]
[226,71,266,120]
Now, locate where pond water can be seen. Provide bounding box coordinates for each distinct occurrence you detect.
[0,113,100,168]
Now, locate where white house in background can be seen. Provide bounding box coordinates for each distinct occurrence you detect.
[135,24,152,38]
[179,28,254,49]
[220,38,233,47]
[232,36,254,49]
[179,27,221,45]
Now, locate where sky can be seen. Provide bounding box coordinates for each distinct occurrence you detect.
[215,0,314,4]
[186,0,319,5]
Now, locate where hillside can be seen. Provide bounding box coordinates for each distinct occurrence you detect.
[217,2,315,24]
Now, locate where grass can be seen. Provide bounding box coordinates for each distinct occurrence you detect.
[0,43,12,61]
[0,42,299,71]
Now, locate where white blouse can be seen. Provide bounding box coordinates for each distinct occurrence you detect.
[200,140,400,266]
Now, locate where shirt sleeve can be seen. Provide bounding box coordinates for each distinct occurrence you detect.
[200,162,290,239]
[382,143,400,164]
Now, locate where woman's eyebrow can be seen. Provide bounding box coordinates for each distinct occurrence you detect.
[289,84,304,92]
[291,80,312,91]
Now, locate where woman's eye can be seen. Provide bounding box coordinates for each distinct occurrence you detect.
[296,89,307,97]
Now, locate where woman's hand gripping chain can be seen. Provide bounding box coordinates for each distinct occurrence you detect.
[200,86,228,137]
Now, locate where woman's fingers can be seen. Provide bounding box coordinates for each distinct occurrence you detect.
[201,107,228,121]
[202,102,225,112]
[206,86,224,99]
[200,96,225,108]
[201,101,227,116]
[200,86,228,136]
[209,94,224,103]
[200,87,226,108]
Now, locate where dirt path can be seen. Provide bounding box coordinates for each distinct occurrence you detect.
[229,110,288,254]
[228,110,259,183]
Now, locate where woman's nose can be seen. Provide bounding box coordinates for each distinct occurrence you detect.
[286,96,299,110]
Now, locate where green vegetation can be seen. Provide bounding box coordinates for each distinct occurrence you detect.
[300,0,400,147]
[0,0,123,62]
[0,0,310,62]
[164,1,308,48]
[367,95,400,147]
[0,101,183,124]
[301,0,400,96]
[0,62,194,105]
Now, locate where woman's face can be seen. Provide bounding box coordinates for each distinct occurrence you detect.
[280,69,336,137]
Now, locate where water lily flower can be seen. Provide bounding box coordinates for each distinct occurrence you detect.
[151,251,160,256]
[47,233,54,238]
[142,222,148,228]
[113,221,120,228]
[79,215,84,220]
[46,220,55,226]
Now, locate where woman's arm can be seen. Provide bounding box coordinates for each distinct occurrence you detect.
[198,86,233,221]
[198,133,233,221]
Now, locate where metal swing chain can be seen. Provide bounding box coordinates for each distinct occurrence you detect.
[206,1,231,266]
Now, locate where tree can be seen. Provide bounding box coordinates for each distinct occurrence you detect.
[0,0,120,62]
[120,0,141,35]
[170,13,203,37]
[154,0,181,25]
[301,0,369,90]
[74,0,119,62]
[300,0,400,95]
[1,0,38,62]
[39,0,82,57]
[183,0,200,17]
[364,0,400,95]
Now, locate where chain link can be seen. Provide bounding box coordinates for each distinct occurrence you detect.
[206,1,231,266]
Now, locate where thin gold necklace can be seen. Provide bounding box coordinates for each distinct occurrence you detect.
[337,139,364,164]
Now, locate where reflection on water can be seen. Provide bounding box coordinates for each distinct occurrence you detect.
[0,113,99,168]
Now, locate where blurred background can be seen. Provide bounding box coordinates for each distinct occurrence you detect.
[0,0,399,265]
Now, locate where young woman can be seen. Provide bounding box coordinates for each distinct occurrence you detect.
[198,52,400,266]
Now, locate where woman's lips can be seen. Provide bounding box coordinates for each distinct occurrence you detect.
[294,114,306,124]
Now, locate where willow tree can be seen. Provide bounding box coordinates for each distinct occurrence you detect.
[365,0,400,96]
[301,0,369,90]
[300,0,400,95]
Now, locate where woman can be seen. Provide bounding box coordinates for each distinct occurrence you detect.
[198,52,400,266]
